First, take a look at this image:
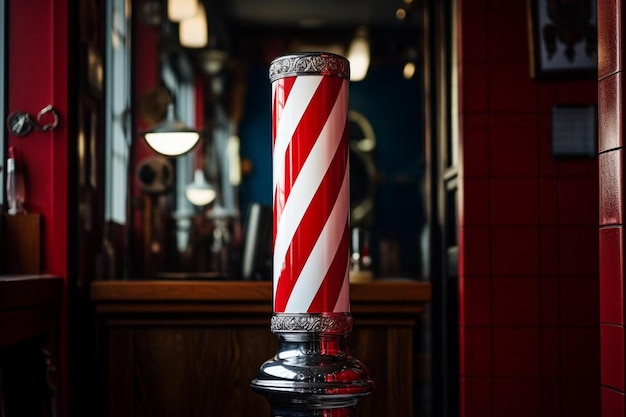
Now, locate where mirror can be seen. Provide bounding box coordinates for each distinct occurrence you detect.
[349,109,377,228]
[101,0,425,280]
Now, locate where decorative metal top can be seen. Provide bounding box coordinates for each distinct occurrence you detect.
[269,52,350,83]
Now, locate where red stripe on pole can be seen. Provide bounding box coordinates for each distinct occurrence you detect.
[283,76,296,104]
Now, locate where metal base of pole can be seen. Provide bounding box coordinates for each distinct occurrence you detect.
[251,313,374,416]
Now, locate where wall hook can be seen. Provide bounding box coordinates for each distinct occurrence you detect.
[7,105,60,137]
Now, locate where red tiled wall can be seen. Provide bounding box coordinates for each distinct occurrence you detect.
[458,1,600,416]
[598,0,626,415]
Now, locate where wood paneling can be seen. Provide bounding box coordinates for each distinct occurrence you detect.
[92,280,430,417]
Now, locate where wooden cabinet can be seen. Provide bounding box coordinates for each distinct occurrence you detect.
[91,280,431,417]
[0,275,63,416]
[0,215,42,275]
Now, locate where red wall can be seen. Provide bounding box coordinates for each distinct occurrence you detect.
[457,1,599,416]
[8,0,69,277]
[7,0,70,414]
[598,0,626,415]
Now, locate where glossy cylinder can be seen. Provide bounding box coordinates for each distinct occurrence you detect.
[253,53,374,416]
[271,52,351,314]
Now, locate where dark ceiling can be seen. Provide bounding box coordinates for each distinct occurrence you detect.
[149,0,422,76]
[218,0,418,28]
[202,0,422,66]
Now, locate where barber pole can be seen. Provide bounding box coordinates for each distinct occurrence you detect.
[271,53,351,314]
[252,52,373,417]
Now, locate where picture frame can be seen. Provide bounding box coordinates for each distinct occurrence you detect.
[528,0,597,78]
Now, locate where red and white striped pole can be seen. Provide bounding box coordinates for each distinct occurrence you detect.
[271,53,351,314]
[252,52,373,416]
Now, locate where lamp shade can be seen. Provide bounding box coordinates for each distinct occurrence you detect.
[185,169,216,206]
[143,103,200,157]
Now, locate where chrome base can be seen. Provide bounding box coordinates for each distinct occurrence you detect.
[251,313,374,416]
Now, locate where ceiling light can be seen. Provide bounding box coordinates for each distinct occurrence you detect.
[143,103,201,157]
[168,0,198,22]
[396,8,407,20]
[347,26,370,82]
[179,3,208,48]
[185,169,217,206]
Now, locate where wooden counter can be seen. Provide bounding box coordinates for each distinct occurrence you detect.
[91,280,431,417]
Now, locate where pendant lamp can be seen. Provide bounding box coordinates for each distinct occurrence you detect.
[185,169,217,206]
[143,103,201,157]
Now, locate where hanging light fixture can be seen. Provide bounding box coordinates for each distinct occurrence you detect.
[179,2,208,48]
[347,26,370,82]
[168,0,198,22]
[185,169,217,206]
[143,103,201,157]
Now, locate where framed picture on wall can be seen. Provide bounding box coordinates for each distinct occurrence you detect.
[528,0,597,78]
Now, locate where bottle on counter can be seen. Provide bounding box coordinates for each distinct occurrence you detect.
[6,146,26,215]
